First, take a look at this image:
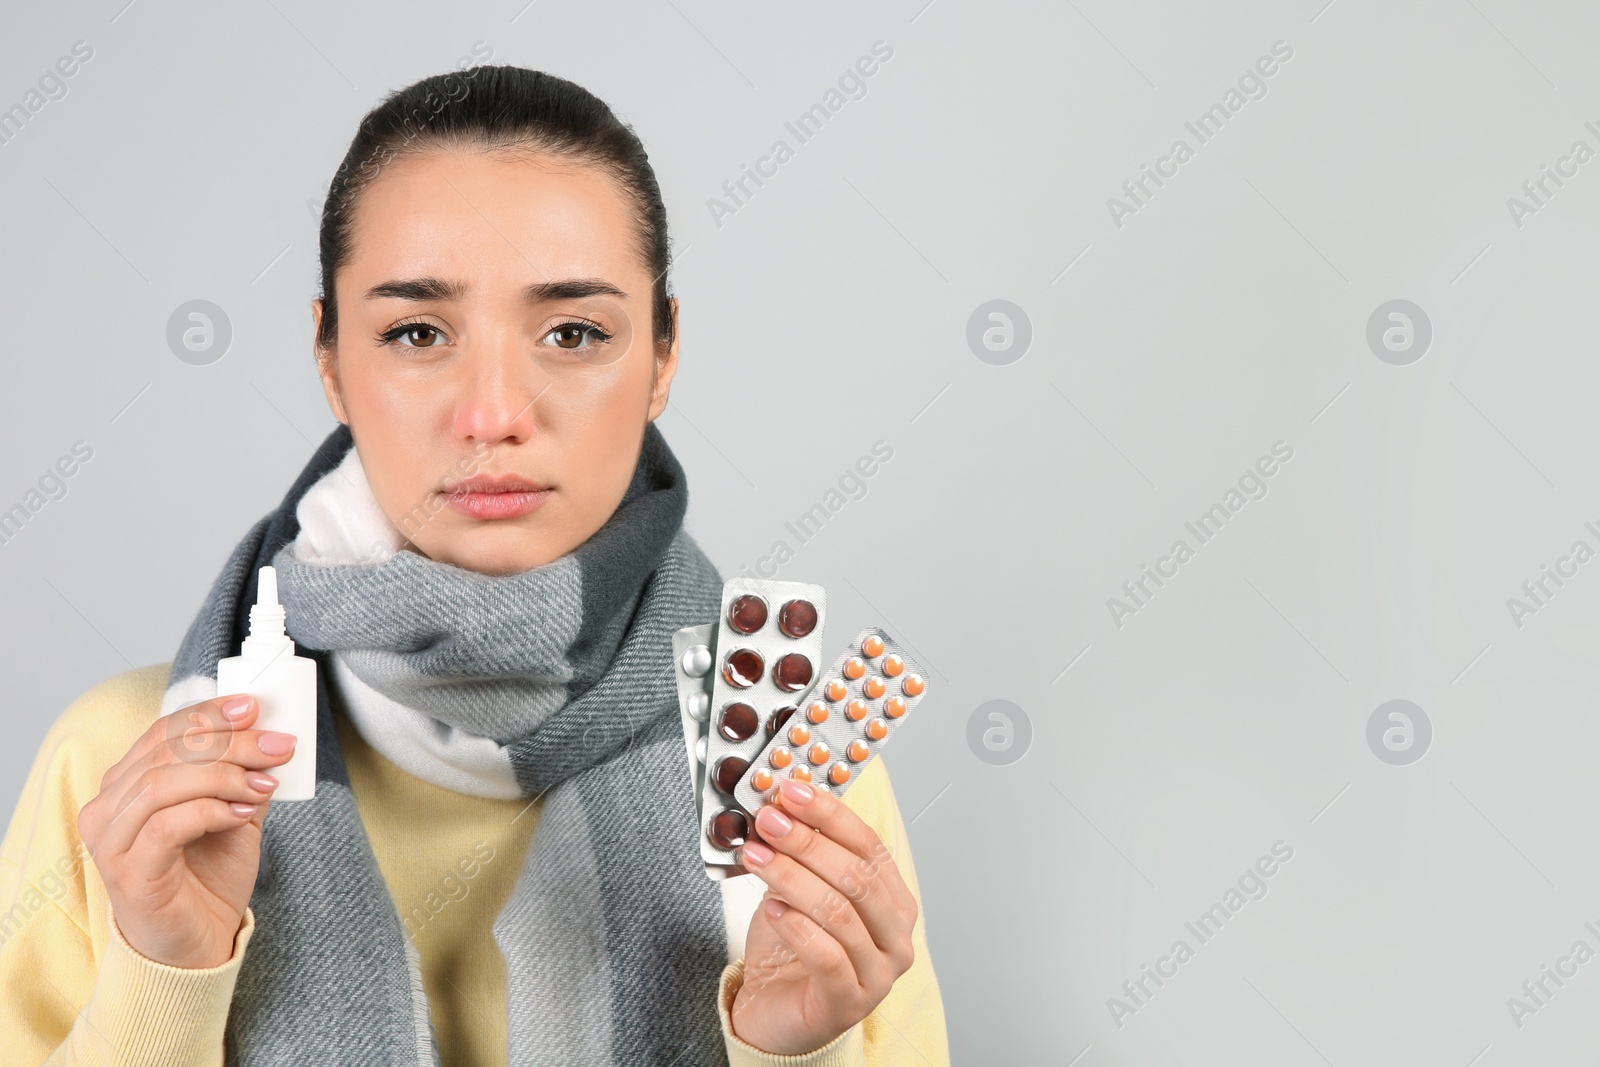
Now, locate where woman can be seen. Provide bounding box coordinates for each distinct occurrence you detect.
[0,66,947,1065]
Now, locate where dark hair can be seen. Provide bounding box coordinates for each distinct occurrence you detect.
[315,65,674,354]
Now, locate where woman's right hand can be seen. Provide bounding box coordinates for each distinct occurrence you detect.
[76,694,296,969]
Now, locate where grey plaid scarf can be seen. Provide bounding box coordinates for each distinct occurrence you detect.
[162,421,731,1066]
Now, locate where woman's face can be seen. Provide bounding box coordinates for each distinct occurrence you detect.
[312,147,677,575]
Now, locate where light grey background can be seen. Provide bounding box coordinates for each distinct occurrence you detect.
[3,0,1598,1063]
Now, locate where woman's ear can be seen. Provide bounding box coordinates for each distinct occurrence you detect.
[646,297,681,422]
[311,298,350,426]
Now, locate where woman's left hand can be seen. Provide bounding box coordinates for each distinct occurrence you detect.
[730,777,918,1056]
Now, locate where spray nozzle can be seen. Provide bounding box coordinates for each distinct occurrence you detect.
[241,565,293,658]
[258,566,279,607]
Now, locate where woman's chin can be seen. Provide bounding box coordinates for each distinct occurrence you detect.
[414,522,574,576]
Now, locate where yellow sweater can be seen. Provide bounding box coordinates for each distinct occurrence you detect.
[0,664,949,1066]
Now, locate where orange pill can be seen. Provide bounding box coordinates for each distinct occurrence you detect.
[769,746,793,769]
[787,723,811,747]
[824,679,849,703]
[791,766,812,782]
[862,676,886,699]
[806,701,830,725]
[845,698,869,721]
[901,673,925,697]
[847,739,871,763]
[751,768,774,791]
[828,763,851,786]
[881,653,904,677]
[864,718,889,741]
[808,742,831,765]
[861,634,885,658]
[842,657,866,680]
[884,695,907,718]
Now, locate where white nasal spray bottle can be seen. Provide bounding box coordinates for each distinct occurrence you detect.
[216,565,318,801]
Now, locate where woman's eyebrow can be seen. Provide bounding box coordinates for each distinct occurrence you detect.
[362,277,628,302]
[363,278,464,302]
[364,277,467,301]
[523,279,628,302]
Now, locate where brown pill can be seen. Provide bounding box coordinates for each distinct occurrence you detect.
[864,718,889,741]
[713,756,750,795]
[778,599,818,638]
[862,677,886,699]
[787,723,812,747]
[769,746,793,769]
[766,705,796,738]
[708,808,749,850]
[790,766,813,782]
[751,768,774,791]
[884,696,907,719]
[828,762,851,786]
[824,679,848,703]
[845,698,869,722]
[881,653,904,677]
[901,673,925,697]
[773,653,814,693]
[806,702,829,725]
[723,648,764,688]
[847,739,871,763]
[718,702,760,743]
[727,594,768,634]
[808,742,831,766]
[861,634,885,658]
[842,656,867,680]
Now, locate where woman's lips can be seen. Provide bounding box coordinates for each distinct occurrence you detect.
[444,479,556,521]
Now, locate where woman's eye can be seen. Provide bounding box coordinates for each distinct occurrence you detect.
[388,324,445,348]
[544,322,610,350]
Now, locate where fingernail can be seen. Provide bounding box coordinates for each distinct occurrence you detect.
[757,806,794,839]
[230,802,257,817]
[258,732,296,755]
[763,898,788,919]
[741,840,775,868]
[246,772,278,792]
[778,779,815,806]
[222,696,252,721]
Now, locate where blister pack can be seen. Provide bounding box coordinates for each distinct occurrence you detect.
[672,623,715,818]
[673,622,751,880]
[696,579,828,866]
[734,627,927,814]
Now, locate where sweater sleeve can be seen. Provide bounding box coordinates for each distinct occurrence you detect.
[715,758,951,1067]
[0,663,249,1067]
[38,905,255,1067]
